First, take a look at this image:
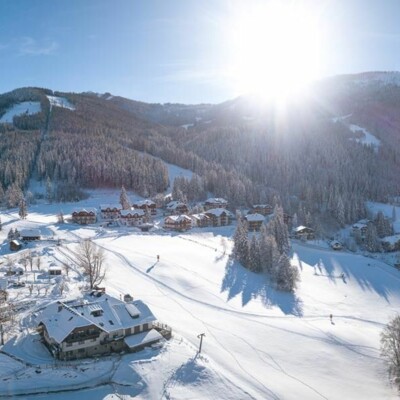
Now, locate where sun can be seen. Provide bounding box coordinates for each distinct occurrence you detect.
[227,2,323,103]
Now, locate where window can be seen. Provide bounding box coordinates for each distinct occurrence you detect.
[78,348,85,353]
[125,328,132,335]
[66,343,72,347]
[143,323,149,331]
[134,325,140,334]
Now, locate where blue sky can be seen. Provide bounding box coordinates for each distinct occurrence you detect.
[1,0,400,104]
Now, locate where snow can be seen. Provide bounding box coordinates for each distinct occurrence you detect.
[245,213,264,222]
[349,124,381,149]
[368,201,400,233]
[165,161,193,186]
[47,95,75,111]
[0,101,41,123]
[124,329,163,348]
[1,192,400,398]
[181,123,194,129]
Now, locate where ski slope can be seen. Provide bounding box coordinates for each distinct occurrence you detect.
[47,95,75,110]
[0,101,41,123]
[0,198,399,398]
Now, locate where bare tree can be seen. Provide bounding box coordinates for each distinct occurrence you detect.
[75,239,107,289]
[20,257,28,272]
[36,256,41,271]
[63,262,70,277]
[27,251,33,271]
[381,315,400,389]
[59,281,66,296]
[28,284,34,295]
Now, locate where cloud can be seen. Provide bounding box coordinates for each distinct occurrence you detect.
[19,37,58,56]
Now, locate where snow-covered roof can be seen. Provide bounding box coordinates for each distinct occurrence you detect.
[293,225,312,233]
[72,208,97,215]
[166,201,187,210]
[205,208,233,217]
[37,294,157,344]
[381,234,400,244]
[191,213,210,221]
[120,209,145,217]
[205,198,228,205]
[49,265,62,271]
[133,200,156,207]
[252,204,272,208]
[99,204,121,211]
[245,213,265,222]
[352,222,367,229]
[124,329,163,349]
[20,229,41,237]
[165,215,192,223]
[330,240,342,247]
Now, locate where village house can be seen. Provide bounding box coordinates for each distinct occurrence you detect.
[351,220,369,240]
[9,239,22,251]
[72,208,97,225]
[132,200,157,216]
[293,226,315,240]
[249,204,273,216]
[99,204,121,220]
[120,209,145,226]
[330,240,343,251]
[166,201,189,215]
[190,213,211,228]
[204,198,228,211]
[37,293,168,360]
[205,208,233,227]
[164,215,192,231]
[381,234,400,252]
[245,213,265,231]
[20,229,41,241]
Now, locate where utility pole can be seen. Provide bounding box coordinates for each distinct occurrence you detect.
[197,333,205,353]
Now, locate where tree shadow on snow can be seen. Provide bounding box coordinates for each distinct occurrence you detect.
[220,259,303,316]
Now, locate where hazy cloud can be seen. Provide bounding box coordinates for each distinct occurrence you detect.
[19,37,58,56]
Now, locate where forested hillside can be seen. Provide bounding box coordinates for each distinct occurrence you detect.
[0,73,399,230]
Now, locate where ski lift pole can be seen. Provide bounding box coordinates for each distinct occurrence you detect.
[197,333,206,353]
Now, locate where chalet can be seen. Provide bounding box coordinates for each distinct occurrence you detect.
[249,204,273,216]
[20,229,41,241]
[72,208,97,225]
[10,240,22,251]
[120,209,145,226]
[132,200,157,216]
[37,293,167,360]
[99,204,121,220]
[293,226,315,240]
[191,213,211,228]
[351,220,369,240]
[381,234,400,252]
[330,240,343,251]
[245,213,265,231]
[49,266,62,276]
[164,215,192,231]
[205,208,233,227]
[166,201,189,215]
[204,198,228,211]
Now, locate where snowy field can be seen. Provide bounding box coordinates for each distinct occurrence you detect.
[0,192,399,398]
[0,101,41,123]
[47,96,75,111]
[349,124,381,149]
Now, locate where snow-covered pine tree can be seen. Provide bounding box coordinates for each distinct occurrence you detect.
[18,198,27,219]
[232,217,249,267]
[248,235,262,273]
[275,253,300,292]
[259,228,279,274]
[120,186,131,210]
[365,223,381,252]
[268,205,290,254]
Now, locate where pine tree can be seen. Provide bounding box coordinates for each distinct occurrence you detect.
[259,227,279,274]
[275,253,300,292]
[120,186,131,210]
[248,235,261,273]
[268,205,290,254]
[18,198,27,219]
[392,206,397,223]
[365,224,381,252]
[46,177,53,203]
[233,218,249,267]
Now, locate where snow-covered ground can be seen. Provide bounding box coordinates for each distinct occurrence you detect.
[0,101,41,123]
[349,124,381,149]
[47,96,75,111]
[1,194,400,399]
[368,201,400,233]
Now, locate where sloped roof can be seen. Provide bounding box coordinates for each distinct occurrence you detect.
[20,229,41,237]
[166,201,187,210]
[37,294,157,344]
[205,198,228,204]
[124,329,163,349]
[133,199,156,207]
[120,209,145,217]
[245,213,265,222]
[205,208,233,217]
[165,215,192,223]
[72,208,97,215]
[99,204,121,211]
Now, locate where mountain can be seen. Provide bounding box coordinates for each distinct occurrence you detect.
[0,72,399,230]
